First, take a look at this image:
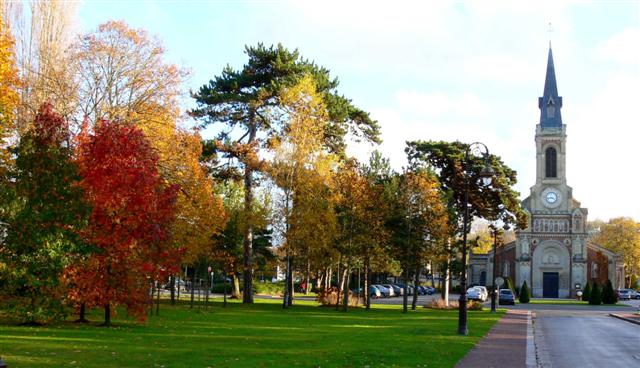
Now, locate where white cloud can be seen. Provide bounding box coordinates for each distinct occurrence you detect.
[597,27,640,65]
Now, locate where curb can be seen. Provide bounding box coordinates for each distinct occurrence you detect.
[609,313,640,326]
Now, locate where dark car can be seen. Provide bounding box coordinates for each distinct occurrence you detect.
[498,289,515,305]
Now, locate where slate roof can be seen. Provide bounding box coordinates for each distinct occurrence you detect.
[538,46,563,128]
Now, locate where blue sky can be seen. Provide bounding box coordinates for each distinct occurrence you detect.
[76,0,640,221]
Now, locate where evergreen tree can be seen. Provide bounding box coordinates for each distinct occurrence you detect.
[1,103,90,324]
[581,282,591,301]
[588,282,602,305]
[602,279,618,304]
[519,281,530,303]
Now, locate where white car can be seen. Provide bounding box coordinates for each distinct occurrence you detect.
[466,286,488,302]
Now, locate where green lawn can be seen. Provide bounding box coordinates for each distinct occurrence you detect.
[0,299,503,368]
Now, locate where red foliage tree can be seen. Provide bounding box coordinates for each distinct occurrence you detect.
[70,119,180,325]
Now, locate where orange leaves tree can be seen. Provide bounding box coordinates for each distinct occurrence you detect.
[72,120,179,325]
[0,17,19,177]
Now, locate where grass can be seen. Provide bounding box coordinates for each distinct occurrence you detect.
[0,298,504,368]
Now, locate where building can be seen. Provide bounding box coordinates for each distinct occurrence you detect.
[469,46,624,298]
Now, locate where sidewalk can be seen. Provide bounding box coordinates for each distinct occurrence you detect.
[456,310,531,368]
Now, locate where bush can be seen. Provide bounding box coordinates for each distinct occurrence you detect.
[519,281,530,303]
[424,299,482,311]
[602,279,618,304]
[582,282,591,301]
[589,282,602,305]
[316,287,360,307]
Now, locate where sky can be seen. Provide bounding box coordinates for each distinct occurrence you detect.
[74,0,640,222]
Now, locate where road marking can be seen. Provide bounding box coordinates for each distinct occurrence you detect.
[526,311,536,368]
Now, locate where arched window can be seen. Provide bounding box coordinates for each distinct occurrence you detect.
[545,147,557,178]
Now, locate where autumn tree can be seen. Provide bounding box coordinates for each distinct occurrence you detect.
[192,43,381,303]
[68,21,225,289]
[592,217,640,288]
[1,0,77,133]
[71,120,178,325]
[0,103,89,324]
[0,16,19,178]
[267,75,337,308]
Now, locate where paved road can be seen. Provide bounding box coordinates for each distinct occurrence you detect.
[536,311,640,367]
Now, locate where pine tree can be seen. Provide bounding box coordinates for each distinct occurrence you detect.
[589,282,602,305]
[602,279,617,304]
[581,282,591,301]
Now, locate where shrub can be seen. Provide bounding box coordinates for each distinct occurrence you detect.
[424,299,482,310]
[581,282,591,301]
[589,282,602,305]
[316,287,359,307]
[602,280,618,304]
[519,281,530,303]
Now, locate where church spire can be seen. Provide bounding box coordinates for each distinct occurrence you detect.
[538,45,563,128]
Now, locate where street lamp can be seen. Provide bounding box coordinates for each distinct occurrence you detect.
[458,142,494,336]
[490,224,503,313]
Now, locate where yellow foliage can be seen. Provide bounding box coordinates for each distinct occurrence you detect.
[0,18,19,174]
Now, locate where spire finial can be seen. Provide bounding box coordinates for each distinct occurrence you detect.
[548,22,553,47]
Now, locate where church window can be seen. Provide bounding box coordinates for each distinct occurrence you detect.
[545,147,557,178]
[502,261,510,277]
[591,263,598,279]
[546,98,555,118]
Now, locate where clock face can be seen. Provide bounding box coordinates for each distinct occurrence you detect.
[541,188,561,208]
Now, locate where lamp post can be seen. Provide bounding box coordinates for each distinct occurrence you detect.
[458,142,494,336]
[490,224,502,313]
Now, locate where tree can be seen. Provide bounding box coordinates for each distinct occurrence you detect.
[588,281,602,305]
[592,217,640,288]
[70,120,178,325]
[581,282,591,301]
[191,43,381,303]
[1,0,78,134]
[267,75,337,308]
[0,103,89,324]
[0,16,19,177]
[519,281,530,303]
[602,279,617,305]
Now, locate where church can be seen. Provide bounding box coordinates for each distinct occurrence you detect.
[469,46,624,298]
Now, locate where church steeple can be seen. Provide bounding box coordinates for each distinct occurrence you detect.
[538,45,563,128]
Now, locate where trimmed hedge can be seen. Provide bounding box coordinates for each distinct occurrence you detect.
[589,282,602,305]
[581,282,591,301]
[519,281,530,303]
[602,279,618,304]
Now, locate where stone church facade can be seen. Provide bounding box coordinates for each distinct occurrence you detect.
[469,47,624,298]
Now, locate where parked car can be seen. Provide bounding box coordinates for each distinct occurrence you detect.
[369,285,382,299]
[374,284,391,298]
[383,284,400,297]
[466,287,484,301]
[617,289,632,300]
[424,286,436,295]
[475,286,489,301]
[628,289,639,299]
[416,286,427,295]
[498,289,516,305]
[406,285,414,296]
[393,284,406,296]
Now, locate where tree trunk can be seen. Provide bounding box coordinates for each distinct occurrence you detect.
[403,265,409,313]
[304,258,311,295]
[327,268,332,289]
[343,257,351,312]
[232,273,240,298]
[412,265,420,310]
[288,256,294,306]
[156,281,161,316]
[190,267,196,309]
[335,256,342,310]
[223,270,228,308]
[242,123,257,304]
[282,255,290,309]
[365,257,371,310]
[205,269,210,310]
[443,258,450,307]
[104,303,111,326]
[76,303,88,323]
[170,275,176,305]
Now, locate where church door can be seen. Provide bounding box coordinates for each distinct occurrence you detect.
[543,272,559,298]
